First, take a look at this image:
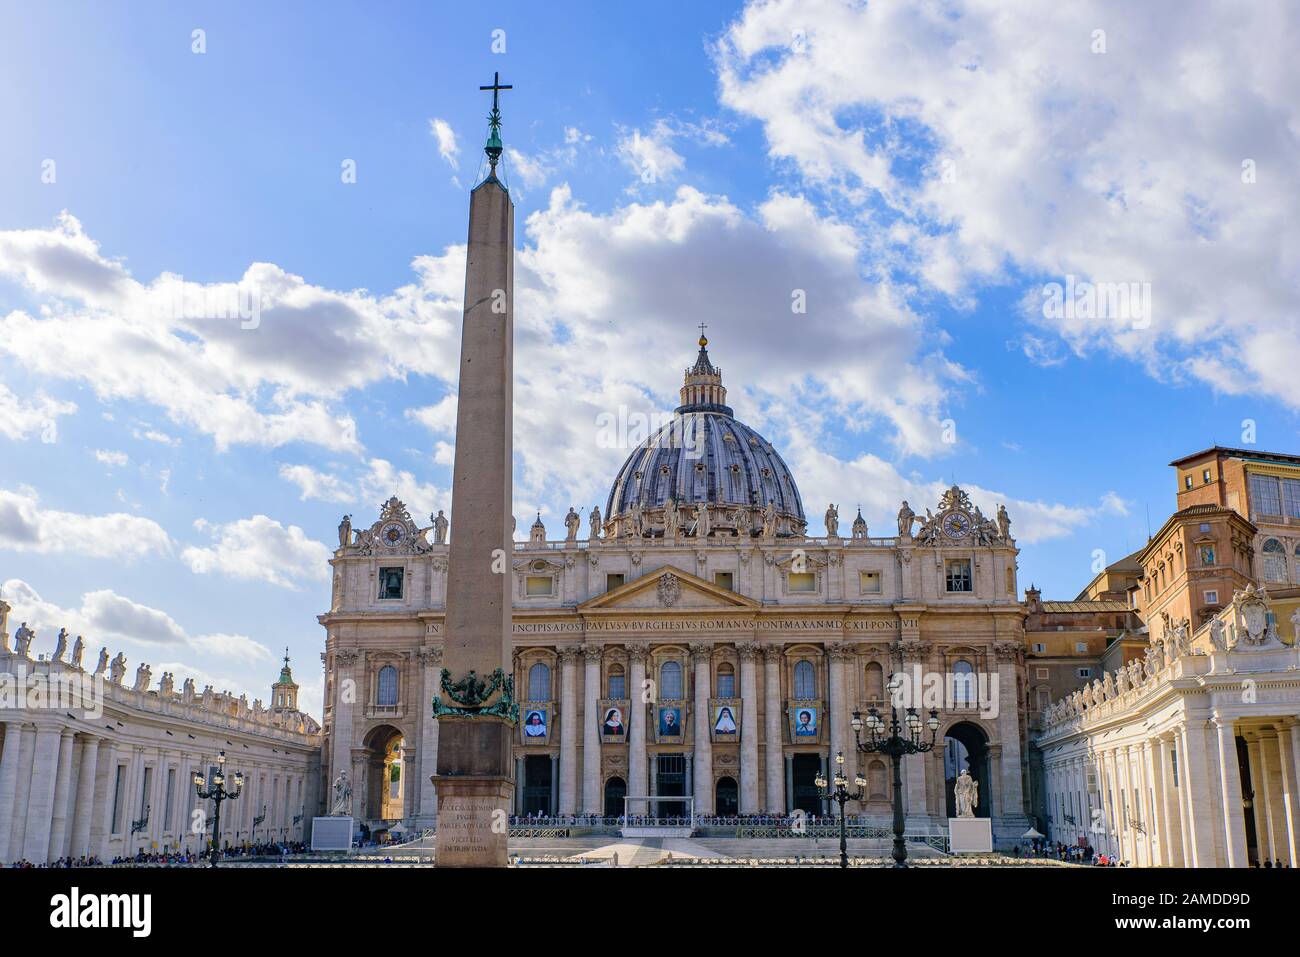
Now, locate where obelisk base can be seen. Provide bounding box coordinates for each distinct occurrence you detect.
[433,717,515,868]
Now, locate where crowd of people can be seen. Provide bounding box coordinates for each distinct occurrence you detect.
[4,841,314,868]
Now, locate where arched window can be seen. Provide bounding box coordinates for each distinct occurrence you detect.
[952,659,975,706]
[716,663,736,698]
[864,662,884,701]
[659,660,683,699]
[1262,538,1287,583]
[793,659,815,698]
[527,662,551,701]
[607,664,625,699]
[377,665,398,707]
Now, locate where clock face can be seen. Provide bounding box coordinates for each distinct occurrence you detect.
[941,510,972,539]
[380,522,407,548]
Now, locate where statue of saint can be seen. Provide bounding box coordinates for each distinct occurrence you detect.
[954,769,979,818]
[762,500,777,538]
[432,509,449,545]
[53,627,68,662]
[330,770,353,816]
[996,504,1011,541]
[589,505,602,542]
[564,506,580,542]
[897,500,915,537]
[0,597,9,651]
[94,647,109,676]
[664,498,679,540]
[110,652,127,685]
[630,500,643,538]
[338,514,352,548]
[133,663,152,693]
[182,677,196,704]
[71,635,85,669]
[695,502,711,540]
[825,503,839,538]
[14,622,34,658]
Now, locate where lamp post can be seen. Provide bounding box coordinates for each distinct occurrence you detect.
[193,750,243,867]
[851,675,940,868]
[814,750,866,869]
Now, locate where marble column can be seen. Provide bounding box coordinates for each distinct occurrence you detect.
[993,642,1025,819]
[626,643,648,815]
[762,645,785,813]
[826,643,852,787]
[737,642,761,813]
[46,729,76,862]
[23,722,62,862]
[9,724,35,860]
[784,754,794,814]
[331,650,359,795]
[1247,735,1277,864]
[690,643,713,816]
[0,721,22,863]
[93,743,119,861]
[1136,744,1155,867]
[1213,716,1248,867]
[581,644,602,815]
[558,647,579,815]
[1155,736,1181,866]
[1276,724,1299,867]
[401,746,417,823]
[417,647,442,824]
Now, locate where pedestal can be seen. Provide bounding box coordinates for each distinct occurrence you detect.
[311,816,354,851]
[948,816,993,853]
[434,717,515,867]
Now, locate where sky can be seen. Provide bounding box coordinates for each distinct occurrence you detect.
[1,0,1298,718]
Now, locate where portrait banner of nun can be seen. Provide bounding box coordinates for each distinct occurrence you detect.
[522,708,548,743]
[600,706,625,737]
[710,700,740,742]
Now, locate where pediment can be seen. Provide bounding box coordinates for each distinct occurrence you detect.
[579,566,759,611]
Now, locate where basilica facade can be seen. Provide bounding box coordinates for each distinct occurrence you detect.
[320,336,1031,843]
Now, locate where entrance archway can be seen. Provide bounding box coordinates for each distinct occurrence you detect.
[792,753,823,815]
[715,776,739,816]
[361,725,405,822]
[522,755,553,816]
[656,753,687,817]
[944,721,990,818]
[604,776,626,818]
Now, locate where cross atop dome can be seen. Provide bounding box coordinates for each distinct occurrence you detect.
[680,328,730,414]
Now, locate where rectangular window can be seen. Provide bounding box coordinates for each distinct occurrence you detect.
[163,768,176,831]
[1283,477,1300,518]
[525,575,554,596]
[1199,545,1216,566]
[1184,475,1193,490]
[1250,473,1282,516]
[858,570,882,594]
[1202,469,1211,484]
[1077,668,1091,679]
[1204,590,1218,605]
[1036,687,1051,709]
[1075,641,1087,653]
[111,765,126,834]
[1032,643,1046,654]
[1035,666,1049,678]
[605,573,625,591]
[377,566,404,600]
[716,672,736,697]
[607,673,625,699]
[788,572,817,593]
[714,572,734,591]
[945,560,972,592]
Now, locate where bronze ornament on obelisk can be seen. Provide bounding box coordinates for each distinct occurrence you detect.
[432,72,517,868]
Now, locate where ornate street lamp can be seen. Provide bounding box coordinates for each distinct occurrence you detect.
[814,750,866,869]
[851,674,940,868]
[193,750,243,867]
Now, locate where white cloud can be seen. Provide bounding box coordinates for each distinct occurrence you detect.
[0,578,272,667]
[0,384,76,442]
[279,463,354,503]
[617,122,686,183]
[277,458,449,520]
[181,514,331,590]
[94,449,129,467]
[0,486,170,559]
[429,118,460,168]
[714,0,1300,409]
[505,147,551,189]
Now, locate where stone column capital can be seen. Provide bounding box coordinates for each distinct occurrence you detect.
[825,641,854,660]
[558,645,583,662]
[761,643,784,663]
[736,641,762,661]
[689,642,713,663]
[624,641,650,661]
[580,643,604,661]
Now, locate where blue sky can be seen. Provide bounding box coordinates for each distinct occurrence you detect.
[2,0,1297,715]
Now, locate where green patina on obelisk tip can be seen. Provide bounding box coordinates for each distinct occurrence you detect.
[433,73,517,868]
[479,70,512,177]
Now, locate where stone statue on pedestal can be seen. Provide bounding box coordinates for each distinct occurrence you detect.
[589,505,602,541]
[762,500,777,538]
[664,498,679,540]
[110,652,127,685]
[330,770,353,816]
[14,622,34,658]
[954,769,979,818]
[564,506,580,542]
[897,501,915,537]
[71,635,84,669]
[338,514,352,548]
[53,627,68,662]
[94,647,109,676]
[996,504,1011,541]
[825,503,839,538]
[0,598,9,651]
[695,501,711,539]
[432,509,449,545]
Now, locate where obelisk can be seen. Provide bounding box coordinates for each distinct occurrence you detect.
[433,72,517,868]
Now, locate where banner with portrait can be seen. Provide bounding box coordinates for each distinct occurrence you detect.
[597,698,629,739]
[520,705,550,744]
[788,701,822,743]
[653,700,688,744]
[709,698,741,743]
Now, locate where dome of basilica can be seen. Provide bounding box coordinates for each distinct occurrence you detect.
[603,334,806,539]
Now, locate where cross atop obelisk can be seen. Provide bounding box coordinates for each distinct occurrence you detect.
[479,71,513,176]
